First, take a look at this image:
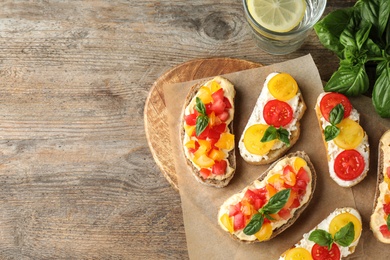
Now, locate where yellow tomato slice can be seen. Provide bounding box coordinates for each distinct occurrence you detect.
[209,80,221,93]
[254,222,273,241]
[220,213,234,234]
[284,247,313,260]
[267,174,284,190]
[184,124,195,137]
[194,140,212,158]
[267,73,298,101]
[334,118,364,149]
[193,154,215,168]
[209,149,226,161]
[243,124,276,155]
[329,212,362,242]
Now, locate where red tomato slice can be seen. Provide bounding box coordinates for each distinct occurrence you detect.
[224,97,232,109]
[380,224,390,238]
[319,92,352,122]
[199,168,211,179]
[383,203,390,215]
[278,208,291,220]
[263,99,293,127]
[229,202,242,217]
[212,123,227,133]
[233,212,245,231]
[212,160,227,175]
[311,243,340,260]
[218,111,229,122]
[210,99,226,115]
[334,150,365,181]
[296,167,310,183]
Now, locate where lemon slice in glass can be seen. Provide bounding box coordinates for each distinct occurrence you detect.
[247,0,307,33]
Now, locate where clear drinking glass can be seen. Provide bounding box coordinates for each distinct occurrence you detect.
[243,0,327,55]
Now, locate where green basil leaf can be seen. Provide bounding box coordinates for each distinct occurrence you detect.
[325,125,340,142]
[359,0,389,37]
[261,189,291,215]
[277,127,290,147]
[195,97,207,115]
[309,229,333,248]
[387,213,390,229]
[261,126,277,143]
[196,115,208,136]
[366,38,383,58]
[243,213,264,236]
[314,8,353,58]
[329,104,345,125]
[355,22,372,50]
[324,63,369,96]
[334,222,355,247]
[372,64,390,117]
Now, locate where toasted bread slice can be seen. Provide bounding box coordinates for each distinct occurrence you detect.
[218,151,316,243]
[181,76,236,188]
[280,207,362,259]
[238,72,306,165]
[370,130,390,243]
[314,92,369,187]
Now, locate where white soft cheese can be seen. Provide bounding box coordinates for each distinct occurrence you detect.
[218,156,313,241]
[279,207,362,260]
[370,132,390,243]
[239,73,304,163]
[316,92,369,187]
[183,77,235,180]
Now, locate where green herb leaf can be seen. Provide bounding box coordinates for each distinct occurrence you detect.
[387,213,390,229]
[372,64,390,117]
[195,97,207,115]
[261,126,290,147]
[325,125,340,141]
[196,115,209,136]
[243,213,264,236]
[329,104,345,125]
[261,189,291,215]
[334,222,355,247]
[309,229,333,248]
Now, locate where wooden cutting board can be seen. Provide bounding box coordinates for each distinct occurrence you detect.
[144,57,262,191]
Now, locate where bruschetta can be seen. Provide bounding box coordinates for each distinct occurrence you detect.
[370,129,390,243]
[181,76,235,187]
[280,207,362,260]
[238,72,306,165]
[218,151,316,242]
[315,92,369,187]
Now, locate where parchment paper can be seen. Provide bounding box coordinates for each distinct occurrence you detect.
[163,55,390,259]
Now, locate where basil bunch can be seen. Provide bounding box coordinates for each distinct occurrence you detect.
[314,0,390,117]
[309,222,355,250]
[243,189,291,236]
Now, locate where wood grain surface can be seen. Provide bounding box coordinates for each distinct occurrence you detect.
[0,0,357,259]
[144,58,261,191]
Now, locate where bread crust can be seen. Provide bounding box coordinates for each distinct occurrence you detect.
[314,93,369,187]
[239,76,307,165]
[220,151,317,243]
[370,129,390,243]
[181,76,236,188]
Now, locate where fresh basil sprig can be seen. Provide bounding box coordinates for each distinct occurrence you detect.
[324,104,344,141]
[243,189,291,236]
[309,222,355,250]
[261,126,290,146]
[195,97,209,136]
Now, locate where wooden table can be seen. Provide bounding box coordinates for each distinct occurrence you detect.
[0,1,357,259]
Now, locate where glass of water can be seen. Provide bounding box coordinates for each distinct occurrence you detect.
[243,0,327,55]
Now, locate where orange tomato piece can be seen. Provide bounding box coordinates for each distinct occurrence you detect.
[193,154,215,168]
[209,148,226,161]
[267,174,284,190]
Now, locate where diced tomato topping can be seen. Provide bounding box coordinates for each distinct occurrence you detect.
[383,203,390,215]
[185,112,197,126]
[213,123,227,133]
[212,88,224,101]
[199,168,211,179]
[380,224,390,238]
[229,202,242,217]
[188,141,200,154]
[296,167,310,183]
[224,97,232,109]
[218,111,229,122]
[278,208,291,220]
[290,198,301,209]
[207,127,222,140]
[283,165,296,186]
[210,99,226,115]
[212,160,227,175]
[233,212,245,231]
